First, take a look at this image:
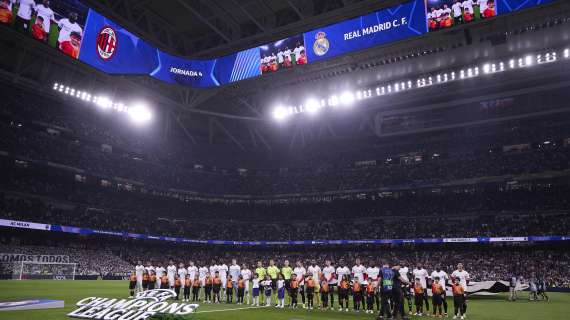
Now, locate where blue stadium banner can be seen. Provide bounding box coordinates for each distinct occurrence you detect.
[496,0,558,14]
[150,47,261,87]
[79,10,158,75]
[1,218,569,246]
[303,0,428,63]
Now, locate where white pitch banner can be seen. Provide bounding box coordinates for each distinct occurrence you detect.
[0,219,51,231]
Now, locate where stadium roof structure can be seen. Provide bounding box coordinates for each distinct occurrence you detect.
[0,1,569,151]
[81,0,406,58]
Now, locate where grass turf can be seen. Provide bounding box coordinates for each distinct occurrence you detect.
[0,280,567,319]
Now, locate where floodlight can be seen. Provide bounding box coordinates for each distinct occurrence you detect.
[128,104,153,124]
[305,98,320,114]
[340,91,354,105]
[272,106,288,121]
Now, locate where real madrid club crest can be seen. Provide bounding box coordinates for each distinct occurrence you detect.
[313,31,329,56]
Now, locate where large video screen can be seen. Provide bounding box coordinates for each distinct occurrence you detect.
[0,0,88,59]
[0,0,560,88]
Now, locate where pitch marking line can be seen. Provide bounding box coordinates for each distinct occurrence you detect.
[196,305,268,313]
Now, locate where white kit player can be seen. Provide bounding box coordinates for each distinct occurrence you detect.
[462,0,474,15]
[322,259,336,309]
[57,12,82,48]
[15,0,35,31]
[413,263,430,311]
[293,261,307,307]
[135,261,145,293]
[167,260,177,289]
[218,261,228,301]
[241,263,252,304]
[452,0,464,23]
[187,261,198,284]
[366,261,380,311]
[34,1,54,39]
[178,263,187,292]
[198,264,209,300]
[155,263,165,288]
[229,259,241,295]
[452,263,470,316]
[336,260,350,311]
[352,258,366,283]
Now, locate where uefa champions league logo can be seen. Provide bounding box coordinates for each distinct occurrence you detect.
[313,31,330,56]
[68,289,199,319]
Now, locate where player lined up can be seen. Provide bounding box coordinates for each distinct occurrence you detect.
[130,258,471,318]
[427,0,496,31]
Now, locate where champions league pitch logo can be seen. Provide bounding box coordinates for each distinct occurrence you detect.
[68,289,199,319]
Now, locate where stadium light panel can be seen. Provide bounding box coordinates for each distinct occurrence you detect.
[128,104,153,124]
[96,96,112,109]
[565,49,569,58]
[305,98,320,114]
[340,92,354,105]
[272,106,288,121]
[483,64,491,74]
[328,95,339,107]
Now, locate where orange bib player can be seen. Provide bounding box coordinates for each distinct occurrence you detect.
[320,279,330,309]
[352,279,363,311]
[339,276,350,311]
[431,277,445,317]
[192,275,201,302]
[452,278,466,319]
[366,280,376,313]
[226,276,234,303]
[129,273,137,297]
[183,276,191,301]
[237,276,245,304]
[174,276,182,300]
[289,276,299,308]
[149,272,156,290]
[205,275,213,303]
[160,274,168,289]
[306,276,315,309]
[414,278,425,315]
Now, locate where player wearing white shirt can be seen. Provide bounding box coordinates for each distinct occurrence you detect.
[452,0,464,24]
[229,259,241,296]
[135,261,145,293]
[15,0,34,32]
[413,263,430,311]
[167,261,177,288]
[432,266,450,316]
[323,260,336,309]
[277,51,284,65]
[34,1,54,35]
[366,262,381,311]
[144,262,155,276]
[187,261,198,284]
[452,263,470,316]
[155,264,165,288]
[218,262,228,301]
[400,266,414,314]
[178,263,188,289]
[307,260,321,305]
[293,43,304,63]
[477,0,488,18]
[57,12,82,45]
[462,0,474,14]
[435,8,444,20]
[352,258,366,282]
[293,261,307,307]
[283,47,292,61]
[336,261,350,311]
[241,264,252,304]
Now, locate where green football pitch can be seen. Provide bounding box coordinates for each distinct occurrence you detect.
[0,280,567,320]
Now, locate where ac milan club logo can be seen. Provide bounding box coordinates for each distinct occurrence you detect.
[96,27,117,60]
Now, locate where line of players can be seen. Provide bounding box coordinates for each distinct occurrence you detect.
[0,0,84,58]
[427,0,496,31]
[130,258,471,319]
[260,41,307,74]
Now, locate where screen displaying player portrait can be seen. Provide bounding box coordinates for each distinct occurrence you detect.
[259,34,306,75]
[425,0,496,32]
[0,0,88,59]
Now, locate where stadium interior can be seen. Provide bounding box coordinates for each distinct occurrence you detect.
[0,0,569,319]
